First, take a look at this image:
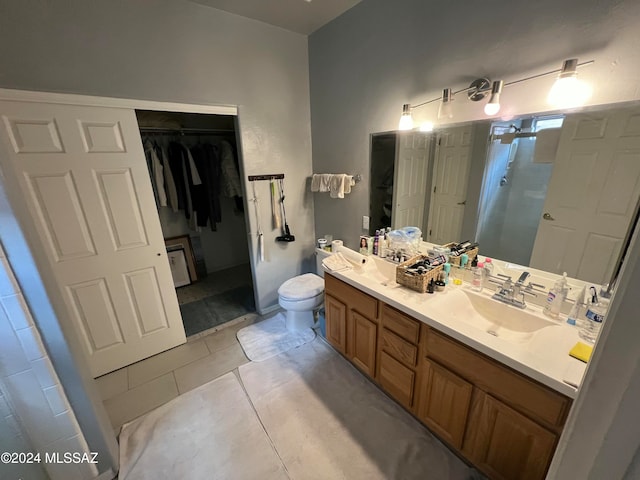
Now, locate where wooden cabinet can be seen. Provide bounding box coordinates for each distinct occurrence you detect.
[324,274,378,378]
[422,328,568,480]
[323,274,571,480]
[416,358,472,449]
[325,293,347,354]
[463,392,557,480]
[350,311,377,377]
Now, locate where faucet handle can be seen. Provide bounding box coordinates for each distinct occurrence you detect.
[496,273,512,280]
[526,282,546,292]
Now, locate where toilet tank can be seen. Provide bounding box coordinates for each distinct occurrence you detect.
[315,248,332,277]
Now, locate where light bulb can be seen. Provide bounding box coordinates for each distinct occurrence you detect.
[484,80,503,116]
[419,121,434,132]
[399,103,414,130]
[547,59,592,108]
[437,88,453,120]
[484,102,500,116]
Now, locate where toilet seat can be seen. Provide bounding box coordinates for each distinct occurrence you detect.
[278,273,324,301]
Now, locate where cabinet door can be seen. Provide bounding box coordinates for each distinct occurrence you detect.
[464,392,557,480]
[379,351,415,409]
[416,358,472,449]
[349,311,377,378]
[325,294,347,354]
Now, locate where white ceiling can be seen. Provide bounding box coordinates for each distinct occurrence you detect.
[188,0,362,35]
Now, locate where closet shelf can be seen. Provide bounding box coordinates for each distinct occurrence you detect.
[139,127,235,135]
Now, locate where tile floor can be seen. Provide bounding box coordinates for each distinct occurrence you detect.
[96,312,260,433]
[176,264,253,305]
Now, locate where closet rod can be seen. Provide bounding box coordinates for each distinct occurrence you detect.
[139,127,236,135]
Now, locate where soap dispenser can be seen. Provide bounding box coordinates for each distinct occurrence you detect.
[543,272,568,319]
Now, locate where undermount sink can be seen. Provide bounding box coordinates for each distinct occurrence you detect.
[432,288,560,343]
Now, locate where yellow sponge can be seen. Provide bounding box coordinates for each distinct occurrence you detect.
[569,342,593,363]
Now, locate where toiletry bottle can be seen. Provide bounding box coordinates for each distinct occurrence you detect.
[579,287,607,344]
[460,253,469,270]
[373,230,380,256]
[472,262,484,292]
[543,272,568,319]
[567,285,586,326]
[484,258,494,277]
[443,263,451,285]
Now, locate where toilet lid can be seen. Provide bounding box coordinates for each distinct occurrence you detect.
[278,273,324,300]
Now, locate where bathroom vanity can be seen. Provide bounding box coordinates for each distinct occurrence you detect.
[323,256,585,480]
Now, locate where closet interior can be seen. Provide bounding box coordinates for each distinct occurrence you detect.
[136,110,254,337]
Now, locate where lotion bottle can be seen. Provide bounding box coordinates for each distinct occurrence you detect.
[543,272,568,319]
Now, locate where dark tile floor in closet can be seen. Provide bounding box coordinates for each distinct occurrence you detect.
[177,264,255,337]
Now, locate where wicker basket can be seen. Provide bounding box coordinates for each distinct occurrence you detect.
[442,242,479,267]
[396,255,444,293]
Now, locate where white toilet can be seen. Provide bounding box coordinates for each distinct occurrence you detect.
[277,249,331,331]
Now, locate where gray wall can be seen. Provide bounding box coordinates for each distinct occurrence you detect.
[309,0,640,478]
[0,0,315,313]
[309,0,640,250]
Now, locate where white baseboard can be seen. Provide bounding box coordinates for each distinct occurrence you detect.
[258,304,281,316]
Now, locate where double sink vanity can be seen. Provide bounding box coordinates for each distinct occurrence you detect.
[322,248,588,480]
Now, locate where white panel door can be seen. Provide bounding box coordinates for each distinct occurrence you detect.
[391,132,431,229]
[427,125,473,245]
[530,107,640,284]
[0,100,186,377]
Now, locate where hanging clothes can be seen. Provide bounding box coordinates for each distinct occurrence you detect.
[143,139,167,208]
[161,147,179,213]
[143,132,239,232]
[167,141,189,214]
[220,140,242,198]
[190,143,222,231]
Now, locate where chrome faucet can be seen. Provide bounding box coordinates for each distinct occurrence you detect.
[487,272,544,309]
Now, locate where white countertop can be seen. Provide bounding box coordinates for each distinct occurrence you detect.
[323,250,588,399]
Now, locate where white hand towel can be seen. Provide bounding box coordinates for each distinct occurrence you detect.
[322,253,353,272]
[330,174,346,198]
[311,174,321,192]
[319,174,332,192]
[344,175,355,194]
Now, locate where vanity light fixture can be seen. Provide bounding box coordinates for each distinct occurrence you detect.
[547,58,593,108]
[484,80,503,116]
[398,58,594,127]
[437,88,454,120]
[398,103,414,130]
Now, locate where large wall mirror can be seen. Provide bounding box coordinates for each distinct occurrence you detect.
[369,102,640,286]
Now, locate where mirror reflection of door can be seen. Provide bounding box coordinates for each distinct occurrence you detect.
[530,108,640,284]
[427,125,473,245]
[391,132,432,230]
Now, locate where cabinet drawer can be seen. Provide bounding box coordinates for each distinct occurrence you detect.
[379,351,415,409]
[381,328,418,367]
[426,329,571,429]
[381,304,420,344]
[325,274,377,320]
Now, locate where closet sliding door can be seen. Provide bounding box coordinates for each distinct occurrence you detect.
[0,100,186,377]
